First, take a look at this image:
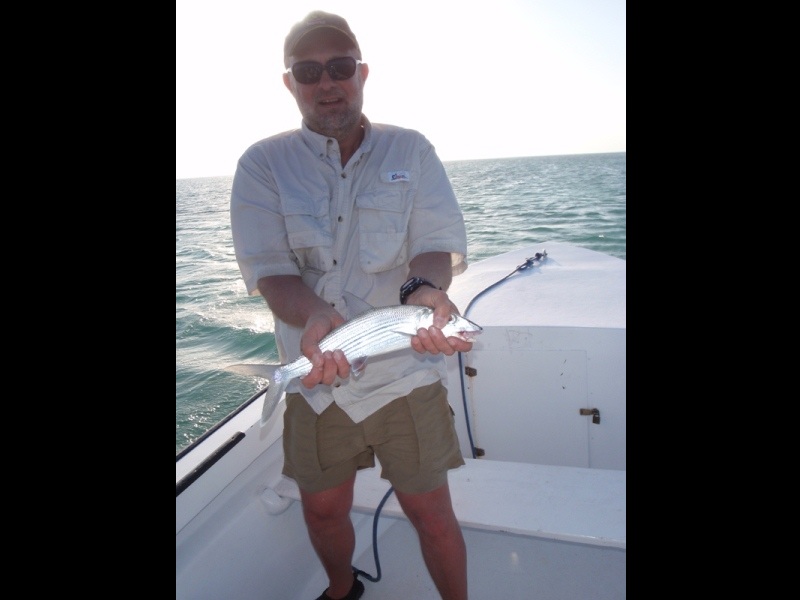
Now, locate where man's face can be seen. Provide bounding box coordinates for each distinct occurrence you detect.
[284,31,368,139]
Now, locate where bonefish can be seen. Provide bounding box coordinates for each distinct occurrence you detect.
[229,305,482,424]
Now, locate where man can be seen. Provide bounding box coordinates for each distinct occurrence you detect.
[230,11,470,600]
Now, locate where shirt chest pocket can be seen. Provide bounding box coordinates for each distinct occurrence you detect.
[355,189,412,274]
[282,195,334,272]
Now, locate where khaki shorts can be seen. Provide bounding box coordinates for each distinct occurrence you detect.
[282,380,465,494]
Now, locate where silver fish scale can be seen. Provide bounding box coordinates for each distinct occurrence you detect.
[281,305,431,381]
[260,304,481,424]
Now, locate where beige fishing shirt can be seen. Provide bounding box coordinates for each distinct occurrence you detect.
[230,117,468,423]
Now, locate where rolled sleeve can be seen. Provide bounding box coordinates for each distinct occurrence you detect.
[407,139,468,276]
[230,146,300,295]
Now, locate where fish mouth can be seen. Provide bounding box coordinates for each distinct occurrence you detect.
[457,330,481,341]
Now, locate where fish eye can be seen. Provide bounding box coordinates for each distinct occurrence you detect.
[448,314,456,324]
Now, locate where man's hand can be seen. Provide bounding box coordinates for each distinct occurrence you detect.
[407,287,474,356]
[299,312,350,388]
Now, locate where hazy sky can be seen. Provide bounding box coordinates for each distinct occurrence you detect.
[176,0,626,179]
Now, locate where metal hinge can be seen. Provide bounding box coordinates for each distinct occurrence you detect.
[579,408,601,424]
[464,366,477,377]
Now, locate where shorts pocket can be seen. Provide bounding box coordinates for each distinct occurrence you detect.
[406,381,463,471]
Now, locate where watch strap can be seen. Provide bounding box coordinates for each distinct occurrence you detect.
[399,277,440,305]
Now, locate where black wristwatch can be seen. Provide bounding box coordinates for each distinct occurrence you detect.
[399,277,440,305]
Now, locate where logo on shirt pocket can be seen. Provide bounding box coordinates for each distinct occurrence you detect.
[383,170,410,183]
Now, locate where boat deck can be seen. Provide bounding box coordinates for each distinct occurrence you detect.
[270,457,627,598]
[274,458,625,550]
[289,517,626,599]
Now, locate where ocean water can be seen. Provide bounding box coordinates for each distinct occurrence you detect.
[176,152,626,454]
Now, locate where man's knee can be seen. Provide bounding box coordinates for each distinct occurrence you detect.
[299,475,356,523]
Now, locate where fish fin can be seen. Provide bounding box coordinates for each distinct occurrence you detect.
[261,369,287,425]
[225,363,281,379]
[350,356,369,380]
[342,291,375,318]
[225,364,289,425]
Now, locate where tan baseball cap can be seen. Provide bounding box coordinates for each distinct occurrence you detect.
[284,11,361,67]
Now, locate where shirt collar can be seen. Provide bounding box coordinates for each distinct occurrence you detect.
[299,115,372,160]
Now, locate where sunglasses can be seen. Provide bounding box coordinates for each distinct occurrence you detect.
[287,57,363,85]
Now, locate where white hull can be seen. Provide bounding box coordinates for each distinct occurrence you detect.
[176,242,626,599]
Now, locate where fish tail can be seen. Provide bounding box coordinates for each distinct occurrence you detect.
[260,369,287,425]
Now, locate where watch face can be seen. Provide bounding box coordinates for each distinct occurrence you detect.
[400,277,435,304]
[400,277,419,304]
[402,277,421,292]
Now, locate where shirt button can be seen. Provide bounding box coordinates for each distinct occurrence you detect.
[338,216,343,222]
[333,259,337,265]
[340,173,346,179]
